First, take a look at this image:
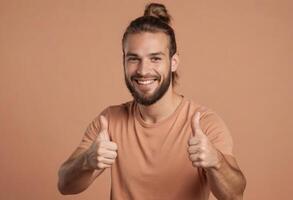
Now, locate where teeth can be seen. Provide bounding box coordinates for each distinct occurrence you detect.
[137,80,155,85]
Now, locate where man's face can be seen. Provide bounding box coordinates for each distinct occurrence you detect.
[123,32,174,106]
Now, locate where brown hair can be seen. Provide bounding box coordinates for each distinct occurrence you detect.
[122,3,179,87]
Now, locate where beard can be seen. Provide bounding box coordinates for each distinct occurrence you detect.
[124,67,172,106]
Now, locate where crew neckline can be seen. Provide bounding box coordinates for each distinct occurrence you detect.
[134,95,186,128]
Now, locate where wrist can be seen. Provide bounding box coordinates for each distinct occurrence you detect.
[205,149,224,173]
[214,149,224,170]
[80,150,94,171]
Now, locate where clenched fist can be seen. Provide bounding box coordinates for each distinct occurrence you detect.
[188,112,223,169]
[85,115,118,170]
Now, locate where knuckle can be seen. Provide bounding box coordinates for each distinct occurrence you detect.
[189,139,196,146]
[188,146,193,152]
[199,153,205,160]
[97,156,103,162]
[97,148,104,155]
[200,146,205,152]
[201,161,207,168]
[97,163,104,169]
[189,155,193,161]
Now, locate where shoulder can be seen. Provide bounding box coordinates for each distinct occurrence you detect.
[87,100,133,127]
[182,97,212,117]
[106,100,134,119]
[184,97,234,155]
[183,97,229,133]
[83,100,133,139]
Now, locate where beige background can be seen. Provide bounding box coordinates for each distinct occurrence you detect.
[0,0,292,199]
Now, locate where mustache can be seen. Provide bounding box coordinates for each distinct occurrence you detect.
[131,74,161,80]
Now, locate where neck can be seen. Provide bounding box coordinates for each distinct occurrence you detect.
[137,87,183,124]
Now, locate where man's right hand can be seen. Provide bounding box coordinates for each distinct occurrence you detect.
[85,115,118,170]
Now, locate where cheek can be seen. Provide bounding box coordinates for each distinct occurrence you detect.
[157,64,170,78]
[124,65,136,77]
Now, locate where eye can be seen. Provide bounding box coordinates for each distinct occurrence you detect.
[127,57,140,63]
[151,57,161,62]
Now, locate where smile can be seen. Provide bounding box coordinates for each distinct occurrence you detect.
[132,78,159,92]
[136,79,156,85]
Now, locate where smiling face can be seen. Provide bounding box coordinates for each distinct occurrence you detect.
[123,32,178,105]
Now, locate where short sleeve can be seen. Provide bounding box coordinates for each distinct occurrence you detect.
[200,109,234,156]
[78,107,110,149]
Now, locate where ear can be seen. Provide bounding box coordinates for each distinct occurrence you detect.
[171,53,179,72]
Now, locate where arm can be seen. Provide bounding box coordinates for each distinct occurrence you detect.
[205,152,246,200]
[58,115,117,195]
[188,112,246,200]
[58,148,104,194]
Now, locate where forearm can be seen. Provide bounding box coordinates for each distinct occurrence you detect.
[58,150,103,195]
[205,152,246,200]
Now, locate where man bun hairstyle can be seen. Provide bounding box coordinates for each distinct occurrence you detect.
[143,3,171,24]
[122,3,179,87]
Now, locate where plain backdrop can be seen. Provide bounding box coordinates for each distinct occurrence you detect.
[0,0,292,199]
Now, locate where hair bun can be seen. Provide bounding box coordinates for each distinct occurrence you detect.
[144,3,171,24]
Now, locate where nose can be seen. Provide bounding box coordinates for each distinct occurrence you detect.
[136,59,150,76]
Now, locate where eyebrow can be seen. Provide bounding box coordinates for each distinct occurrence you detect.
[125,53,139,57]
[149,52,166,56]
[125,52,166,57]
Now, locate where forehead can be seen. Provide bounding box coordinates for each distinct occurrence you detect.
[124,32,169,56]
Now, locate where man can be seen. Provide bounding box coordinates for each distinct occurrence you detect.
[58,3,246,200]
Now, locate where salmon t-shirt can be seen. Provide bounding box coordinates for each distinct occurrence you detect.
[79,96,233,200]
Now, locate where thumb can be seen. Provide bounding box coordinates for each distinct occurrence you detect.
[191,112,202,137]
[98,115,110,141]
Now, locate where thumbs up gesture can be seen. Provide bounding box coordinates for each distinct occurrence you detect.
[188,112,222,169]
[86,115,118,170]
